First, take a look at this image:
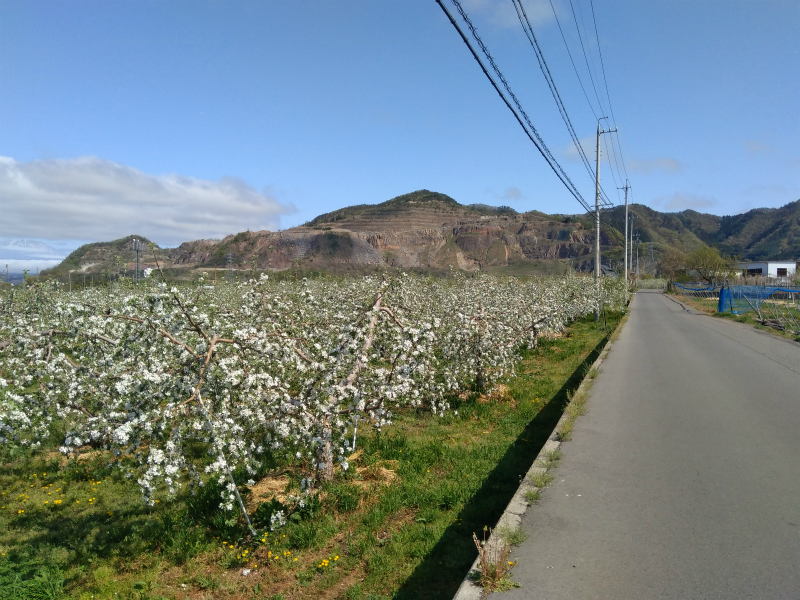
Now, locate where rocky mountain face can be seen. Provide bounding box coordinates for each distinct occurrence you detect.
[166,190,610,276]
[41,191,800,281]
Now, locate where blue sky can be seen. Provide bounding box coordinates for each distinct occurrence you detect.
[1,0,798,264]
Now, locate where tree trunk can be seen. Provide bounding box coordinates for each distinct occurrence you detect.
[316,416,334,483]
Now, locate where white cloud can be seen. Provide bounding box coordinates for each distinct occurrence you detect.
[500,186,523,201]
[562,135,596,162]
[0,156,293,246]
[743,140,773,157]
[743,184,787,197]
[627,157,684,175]
[461,0,554,29]
[654,192,716,211]
[563,134,626,167]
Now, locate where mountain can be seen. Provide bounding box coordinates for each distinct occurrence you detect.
[0,239,63,260]
[1,239,66,280]
[40,191,800,281]
[604,200,800,262]
[40,235,156,280]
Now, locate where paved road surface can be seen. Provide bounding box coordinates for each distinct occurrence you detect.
[504,290,800,599]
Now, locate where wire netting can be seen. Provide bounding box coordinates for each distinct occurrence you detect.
[673,283,800,335]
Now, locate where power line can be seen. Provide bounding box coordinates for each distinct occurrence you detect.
[588,0,629,181]
[435,0,595,213]
[510,0,614,208]
[602,132,622,198]
[568,0,605,116]
[547,0,599,119]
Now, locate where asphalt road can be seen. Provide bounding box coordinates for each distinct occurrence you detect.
[504,290,800,599]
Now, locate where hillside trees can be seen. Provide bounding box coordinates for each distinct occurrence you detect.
[686,244,736,284]
[658,248,687,290]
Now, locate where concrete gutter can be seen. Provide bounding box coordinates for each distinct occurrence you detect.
[452,313,628,599]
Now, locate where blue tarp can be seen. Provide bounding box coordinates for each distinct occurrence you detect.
[719,285,800,314]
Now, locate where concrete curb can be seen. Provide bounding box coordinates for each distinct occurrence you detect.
[452,315,628,600]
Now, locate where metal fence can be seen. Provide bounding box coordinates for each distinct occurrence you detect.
[673,283,720,301]
[674,282,800,335]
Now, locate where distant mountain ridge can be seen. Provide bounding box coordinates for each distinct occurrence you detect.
[0,239,63,260]
[41,191,800,280]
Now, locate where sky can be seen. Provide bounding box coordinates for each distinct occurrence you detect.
[1,0,798,269]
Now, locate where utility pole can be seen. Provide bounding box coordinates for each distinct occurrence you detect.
[635,235,640,277]
[619,181,631,289]
[132,238,143,285]
[595,117,617,320]
[226,252,234,284]
[629,214,635,280]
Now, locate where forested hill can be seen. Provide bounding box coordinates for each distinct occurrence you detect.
[607,199,800,262]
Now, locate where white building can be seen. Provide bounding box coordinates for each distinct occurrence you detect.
[737,261,797,278]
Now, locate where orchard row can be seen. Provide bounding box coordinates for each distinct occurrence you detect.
[0,272,625,525]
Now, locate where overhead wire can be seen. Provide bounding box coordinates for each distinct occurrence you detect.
[567,0,605,116]
[510,0,614,207]
[565,0,628,201]
[573,0,628,193]
[434,0,595,213]
[602,135,622,201]
[546,0,599,120]
[565,0,628,197]
[588,0,629,182]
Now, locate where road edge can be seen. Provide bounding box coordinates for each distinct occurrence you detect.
[451,304,632,600]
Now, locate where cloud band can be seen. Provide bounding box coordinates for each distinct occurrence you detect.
[0,156,292,246]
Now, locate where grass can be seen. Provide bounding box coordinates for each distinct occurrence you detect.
[497,526,528,547]
[540,448,563,469]
[523,489,541,505]
[527,471,554,490]
[0,311,623,599]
